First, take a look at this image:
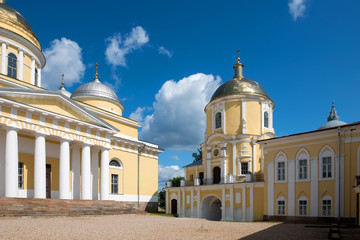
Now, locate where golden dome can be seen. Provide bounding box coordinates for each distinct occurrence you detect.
[0,2,41,50]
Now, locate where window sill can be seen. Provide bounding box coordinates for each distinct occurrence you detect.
[319,177,335,181]
[275,180,287,183]
[296,179,310,182]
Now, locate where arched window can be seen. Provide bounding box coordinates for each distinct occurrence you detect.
[109,159,121,167]
[275,152,287,182]
[264,111,269,128]
[296,148,310,181]
[319,146,334,180]
[215,112,222,129]
[34,68,38,85]
[7,53,17,79]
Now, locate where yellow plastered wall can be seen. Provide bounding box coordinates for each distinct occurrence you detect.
[253,187,264,220]
[19,153,34,189]
[100,115,138,138]
[206,109,212,137]
[225,101,241,135]
[246,101,261,135]
[79,98,123,115]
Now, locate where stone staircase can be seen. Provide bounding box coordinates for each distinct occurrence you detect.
[0,198,146,217]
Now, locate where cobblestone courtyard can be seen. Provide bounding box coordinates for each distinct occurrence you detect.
[0,214,359,239]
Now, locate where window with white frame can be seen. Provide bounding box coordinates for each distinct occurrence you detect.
[111,174,119,194]
[277,162,285,181]
[241,162,249,175]
[18,162,24,189]
[298,197,308,216]
[321,197,332,217]
[215,112,222,129]
[264,111,269,128]
[299,159,307,180]
[7,53,17,79]
[319,147,334,180]
[277,199,286,216]
[296,149,310,181]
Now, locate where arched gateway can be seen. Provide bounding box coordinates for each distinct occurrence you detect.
[201,195,222,221]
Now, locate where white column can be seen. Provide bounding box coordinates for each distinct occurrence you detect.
[91,148,99,200]
[242,186,246,221]
[5,128,18,197]
[232,142,236,176]
[81,145,91,200]
[0,131,5,197]
[221,159,227,183]
[221,187,226,220]
[335,155,339,217]
[190,189,194,217]
[59,140,70,199]
[37,68,42,87]
[288,160,295,216]
[252,140,257,174]
[34,134,46,199]
[197,189,200,217]
[1,42,6,75]
[340,155,344,217]
[182,189,185,217]
[310,157,318,216]
[207,161,212,184]
[230,186,234,221]
[100,148,109,200]
[267,162,274,216]
[165,189,169,214]
[72,145,81,199]
[18,49,23,80]
[30,58,35,84]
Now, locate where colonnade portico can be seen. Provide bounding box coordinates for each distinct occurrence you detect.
[0,127,110,201]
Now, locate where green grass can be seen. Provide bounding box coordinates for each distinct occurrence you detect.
[150,211,175,217]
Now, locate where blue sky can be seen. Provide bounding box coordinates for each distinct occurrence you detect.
[10,0,360,188]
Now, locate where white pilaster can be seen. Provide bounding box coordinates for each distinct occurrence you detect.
[91,148,99,200]
[310,157,318,216]
[197,189,200,217]
[100,148,109,200]
[221,187,226,220]
[230,186,234,221]
[232,142,236,176]
[252,140,257,174]
[182,189,185,217]
[165,189,169,214]
[30,58,35,84]
[267,162,274,216]
[335,156,339,217]
[59,140,70,199]
[207,161,212,184]
[5,128,18,197]
[288,160,295,216]
[1,42,6,75]
[221,159,227,183]
[340,155,344,217]
[242,186,246,221]
[37,68,42,87]
[177,189,180,216]
[81,145,91,200]
[249,185,254,221]
[34,134,46,199]
[71,145,81,199]
[18,49,23,81]
[0,131,5,197]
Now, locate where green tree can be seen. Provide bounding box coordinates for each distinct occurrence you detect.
[158,176,185,209]
[192,148,202,162]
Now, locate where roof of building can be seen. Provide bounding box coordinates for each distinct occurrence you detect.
[210,56,269,101]
[0,3,33,34]
[318,101,347,129]
[184,159,203,168]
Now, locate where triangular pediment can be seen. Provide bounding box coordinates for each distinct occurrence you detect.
[0,88,118,132]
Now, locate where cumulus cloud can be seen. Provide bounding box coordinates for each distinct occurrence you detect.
[158,46,173,58]
[42,38,86,90]
[158,164,184,189]
[129,106,150,123]
[133,73,221,151]
[288,0,307,20]
[105,26,149,67]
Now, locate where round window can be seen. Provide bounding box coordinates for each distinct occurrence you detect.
[213,149,219,157]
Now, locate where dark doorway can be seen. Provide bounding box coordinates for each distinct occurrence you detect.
[199,172,204,185]
[213,167,221,184]
[46,164,51,199]
[171,199,177,215]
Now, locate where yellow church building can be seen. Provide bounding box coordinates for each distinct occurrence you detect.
[165,55,360,224]
[0,0,162,211]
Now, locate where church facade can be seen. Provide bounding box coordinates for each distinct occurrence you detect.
[165,56,360,223]
[0,1,162,210]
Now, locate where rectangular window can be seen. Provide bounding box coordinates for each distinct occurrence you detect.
[277,162,285,181]
[277,200,285,215]
[299,159,307,180]
[298,200,307,216]
[322,157,332,178]
[111,174,118,194]
[322,199,332,217]
[18,162,24,189]
[241,162,249,175]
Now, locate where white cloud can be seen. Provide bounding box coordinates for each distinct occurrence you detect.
[158,164,184,189]
[170,155,180,161]
[158,46,173,58]
[134,73,221,151]
[105,26,149,67]
[288,0,307,20]
[42,38,86,90]
[129,106,150,123]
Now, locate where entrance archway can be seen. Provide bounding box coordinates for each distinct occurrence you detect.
[171,199,177,215]
[201,195,222,221]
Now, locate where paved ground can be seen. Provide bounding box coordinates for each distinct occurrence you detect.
[0,214,359,239]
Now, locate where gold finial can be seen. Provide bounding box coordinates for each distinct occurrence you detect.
[236,50,240,63]
[61,74,64,87]
[95,63,99,78]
